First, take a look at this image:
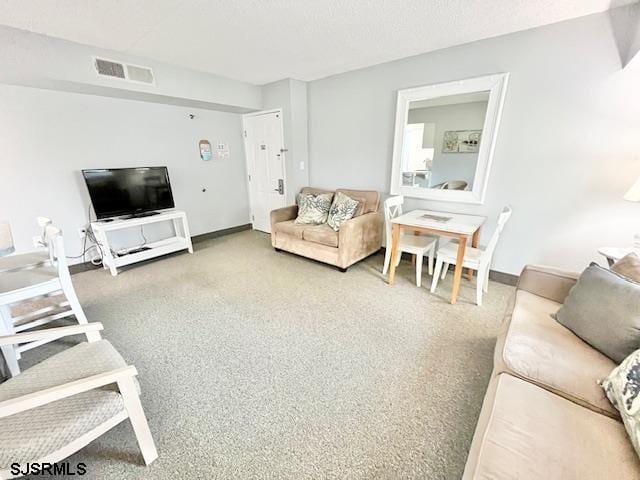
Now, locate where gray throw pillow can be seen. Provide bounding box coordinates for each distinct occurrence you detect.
[294,193,333,224]
[555,263,640,363]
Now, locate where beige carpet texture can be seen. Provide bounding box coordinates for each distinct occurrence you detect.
[19,230,514,479]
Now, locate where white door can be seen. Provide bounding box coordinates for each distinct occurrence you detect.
[243,110,287,233]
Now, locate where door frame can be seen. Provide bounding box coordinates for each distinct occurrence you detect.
[242,108,288,231]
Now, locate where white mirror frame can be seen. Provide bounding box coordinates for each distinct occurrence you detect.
[390,73,509,204]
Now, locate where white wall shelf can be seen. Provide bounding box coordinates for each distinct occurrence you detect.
[90,210,193,276]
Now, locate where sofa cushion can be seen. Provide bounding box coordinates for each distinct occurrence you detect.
[602,348,640,459]
[336,189,379,214]
[495,290,618,417]
[556,263,640,363]
[469,374,640,480]
[302,224,339,248]
[612,253,640,283]
[295,192,333,224]
[273,220,306,239]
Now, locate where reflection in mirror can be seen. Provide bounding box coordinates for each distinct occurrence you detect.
[401,91,490,192]
[390,73,508,204]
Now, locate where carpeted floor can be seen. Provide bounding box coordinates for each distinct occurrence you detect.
[21,230,514,479]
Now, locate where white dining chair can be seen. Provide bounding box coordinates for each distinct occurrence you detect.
[382,196,438,287]
[0,225,88,377]
[0,217,53,274]
[430,206,512,306]
[0,323,158,477]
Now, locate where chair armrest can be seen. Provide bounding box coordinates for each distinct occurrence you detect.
[516,265,579,304]
[337,212,384,267]
[0,365,137,418]
[270,205,298,227]
[0,322,103,347]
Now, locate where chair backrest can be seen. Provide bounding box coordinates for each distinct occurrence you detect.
[0,220,14,256]
[37,217,54,261]
[483,206,512,261]
[383,196,404,244]
[44,225,72,278]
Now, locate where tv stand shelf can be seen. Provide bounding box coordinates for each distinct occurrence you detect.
[90,209,193,276]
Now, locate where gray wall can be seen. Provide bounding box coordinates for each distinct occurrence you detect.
[0,84,250,262]
[307,6,640,275]
[407,101,488,187]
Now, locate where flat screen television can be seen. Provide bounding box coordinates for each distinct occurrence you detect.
[82,167,175,219]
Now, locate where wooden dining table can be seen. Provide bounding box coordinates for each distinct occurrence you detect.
[387,209,486,304]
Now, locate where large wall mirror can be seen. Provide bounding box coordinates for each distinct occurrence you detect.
[390,73,509,204]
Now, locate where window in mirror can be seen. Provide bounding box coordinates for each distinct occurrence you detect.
[390,73,509,204]
[401,123,435,187]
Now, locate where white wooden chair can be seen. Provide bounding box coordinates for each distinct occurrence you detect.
[0,225,88,377]
[430,206,512,306]
[0,323,157,477]
[0,218,53,274]
[382,196,438,287]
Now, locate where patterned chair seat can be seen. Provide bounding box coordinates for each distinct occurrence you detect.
[0,389,125,468]
[0,340,136,468]
[0,340,131,401]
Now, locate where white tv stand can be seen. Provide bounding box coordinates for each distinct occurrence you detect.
[90,209,193,276]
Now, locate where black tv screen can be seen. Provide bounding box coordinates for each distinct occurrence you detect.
[82,167,175,219]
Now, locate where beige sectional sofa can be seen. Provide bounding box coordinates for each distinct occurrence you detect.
[270,187,384,271]
[463,265,640,479]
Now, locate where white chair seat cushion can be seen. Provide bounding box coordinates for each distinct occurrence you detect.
[437,242,484,267]
[398,234,437,253]
[0,252,50,274]
[0,340,133,467]
[0,389,125,468]
[0,340,129,401]
[0,266,59,296]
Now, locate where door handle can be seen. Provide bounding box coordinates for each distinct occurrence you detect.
[274,179,284,195]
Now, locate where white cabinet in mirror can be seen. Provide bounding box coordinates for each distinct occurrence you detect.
[390,73,509,204]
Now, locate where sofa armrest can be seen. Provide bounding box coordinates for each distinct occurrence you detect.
[337,212,384,268]
[270,205,298,227]
[270,205,298,247]
[516,265,579,304]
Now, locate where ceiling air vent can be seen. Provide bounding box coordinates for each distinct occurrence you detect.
[94,58,125,79]
[126,64,154,84]
[94,57,155,85]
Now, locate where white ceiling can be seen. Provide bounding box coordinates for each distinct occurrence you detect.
[0,0,636,85]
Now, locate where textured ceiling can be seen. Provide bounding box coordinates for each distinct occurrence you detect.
[0,0,636,85]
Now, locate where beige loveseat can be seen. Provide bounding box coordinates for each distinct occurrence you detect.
[463,265,640,479]
[270,187,384,271]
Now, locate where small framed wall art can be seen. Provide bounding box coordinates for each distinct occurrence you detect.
[199,140,212,161]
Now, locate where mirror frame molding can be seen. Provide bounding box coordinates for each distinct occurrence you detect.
[390,73,509,204]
